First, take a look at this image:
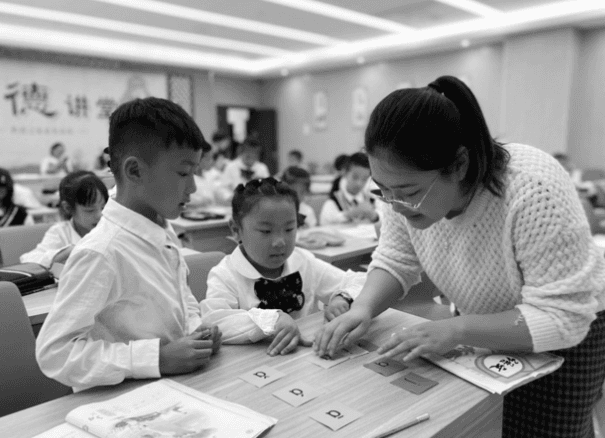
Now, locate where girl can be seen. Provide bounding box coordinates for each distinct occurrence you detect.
[201,177,365,356]
[0,168,33,227]
[281,166,317,228]
[21,171,109,268]
[314,76,605,438]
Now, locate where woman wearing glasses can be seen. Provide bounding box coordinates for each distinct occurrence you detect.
[314,75,605,438]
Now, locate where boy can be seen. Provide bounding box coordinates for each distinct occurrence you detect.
[222,136,270,190]
[36,98,221,391]
[286,149,305,169]
[320,152,378,225]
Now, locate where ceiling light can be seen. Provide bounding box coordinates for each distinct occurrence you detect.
[89,0,342,46]
[0,1,290,57]
[261,0,415,33]
[434,0,502,18]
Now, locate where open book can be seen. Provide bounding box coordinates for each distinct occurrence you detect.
[423,345,564,395]
[35,379,277,438]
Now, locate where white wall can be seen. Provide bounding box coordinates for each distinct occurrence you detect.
[260,45,503,173]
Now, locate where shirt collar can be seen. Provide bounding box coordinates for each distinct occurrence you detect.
[102,198,179,248]
[230,246,305,280]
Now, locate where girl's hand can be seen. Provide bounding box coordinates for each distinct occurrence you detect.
[324,295,350,322]
[313,307,372,358]
[268,312,312,356]
[377,319,463,362]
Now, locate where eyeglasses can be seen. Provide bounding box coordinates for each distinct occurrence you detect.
[370,174,439,211]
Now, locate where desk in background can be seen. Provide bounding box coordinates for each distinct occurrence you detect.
[0,309,502,438]
[170,215,234,254]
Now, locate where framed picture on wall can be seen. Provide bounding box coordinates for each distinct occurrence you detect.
[313,90,328,130]
[352,86,368,128]
[167,74,193,115]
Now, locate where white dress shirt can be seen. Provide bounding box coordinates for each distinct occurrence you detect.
[319,177,370,225]
[20,220,81,268]
[40,155,73,176]
[200,246,365,344]
[36,198,202,391]
[222,157,270,190]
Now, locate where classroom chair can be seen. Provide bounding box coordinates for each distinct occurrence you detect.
[184,251,226,302]
[0,281,71,417]
[0,222,53,267]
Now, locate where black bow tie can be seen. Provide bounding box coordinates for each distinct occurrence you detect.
[255,272,305,314]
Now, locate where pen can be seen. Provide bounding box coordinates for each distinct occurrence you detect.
[371,413,430,438]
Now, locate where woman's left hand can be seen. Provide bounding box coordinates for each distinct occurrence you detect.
[377,319,463,362]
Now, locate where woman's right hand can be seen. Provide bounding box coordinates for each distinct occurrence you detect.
[313,307,373,358]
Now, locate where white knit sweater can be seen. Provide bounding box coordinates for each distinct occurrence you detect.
[369,143,605,353]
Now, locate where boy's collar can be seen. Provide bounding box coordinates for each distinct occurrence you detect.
[103,198,177,248]
[230,246,304,280]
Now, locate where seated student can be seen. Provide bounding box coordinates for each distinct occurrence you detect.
[286,149,306,170]
[0,168,33,227]
[329,154,350,195]
[222,136,270,191]
[40,142,73,176]
[201,177,365,355]
[36,97,221,391]
[21,171,109,268]
[320,152,378,225]
[281,166,317,228]
[190,148,232,207]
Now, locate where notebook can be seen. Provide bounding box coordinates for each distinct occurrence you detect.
[34,379,277,438]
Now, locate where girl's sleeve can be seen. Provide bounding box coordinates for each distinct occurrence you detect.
[510,172,605,352]
[201,266,280,344]
[368,204,423,297]
[20,224,71,268]
[309,255,366,304]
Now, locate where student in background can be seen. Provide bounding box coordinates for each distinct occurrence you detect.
[553,152,597,201]
[36,97,221,391]
[189,147,232,207]
[211,129,237,172]
[0,168,33,227]
[40,142,73,176]
[21,171,109,268]
[201,177,364,354]
[314,76,605,438]
[320,152,378,225]
[286,150,305,169]
[222,136,270,191]
[281,166,317,228]
[329,154,350,195]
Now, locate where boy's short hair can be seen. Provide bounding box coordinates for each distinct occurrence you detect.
[288,150,303,161]
[108,97,210,182]
[345,152,370,172]
[334,154,349,171]
[240,136,262,151]
[50,142,64,154]
[282,166,311,191]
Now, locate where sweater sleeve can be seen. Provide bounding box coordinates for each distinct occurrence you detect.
[510,169,603,352]
[367,204,423,297]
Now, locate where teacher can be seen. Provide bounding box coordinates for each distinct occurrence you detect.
[314,75,605,438]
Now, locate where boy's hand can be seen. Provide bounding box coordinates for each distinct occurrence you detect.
[267,312,312,356]
[325,295,351,322]
[195,325,222,355]
[159,331,213,375]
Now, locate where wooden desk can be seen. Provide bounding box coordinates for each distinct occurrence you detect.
[170,209,234,254]
[0,309,502,438]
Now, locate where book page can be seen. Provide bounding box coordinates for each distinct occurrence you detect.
[65,380,276,438]
[33,423,95,438]
[424,345,564,395]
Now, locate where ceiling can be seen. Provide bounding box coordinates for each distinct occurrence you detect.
[0,0,604,77]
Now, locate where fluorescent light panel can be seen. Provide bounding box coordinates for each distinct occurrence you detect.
[434,0,502,18]
[0,1,290,57]
[89,0,343,46]
[261,0,415,33]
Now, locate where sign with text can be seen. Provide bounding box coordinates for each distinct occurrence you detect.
[0,59,167,170]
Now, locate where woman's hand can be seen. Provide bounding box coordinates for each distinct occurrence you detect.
[268,312,312,356]
[377,319,463,362]
[313,307,372,358]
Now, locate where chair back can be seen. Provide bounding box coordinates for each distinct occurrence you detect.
[184,251,226,302]
[0,223,54,267]
[0,281,71,417]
